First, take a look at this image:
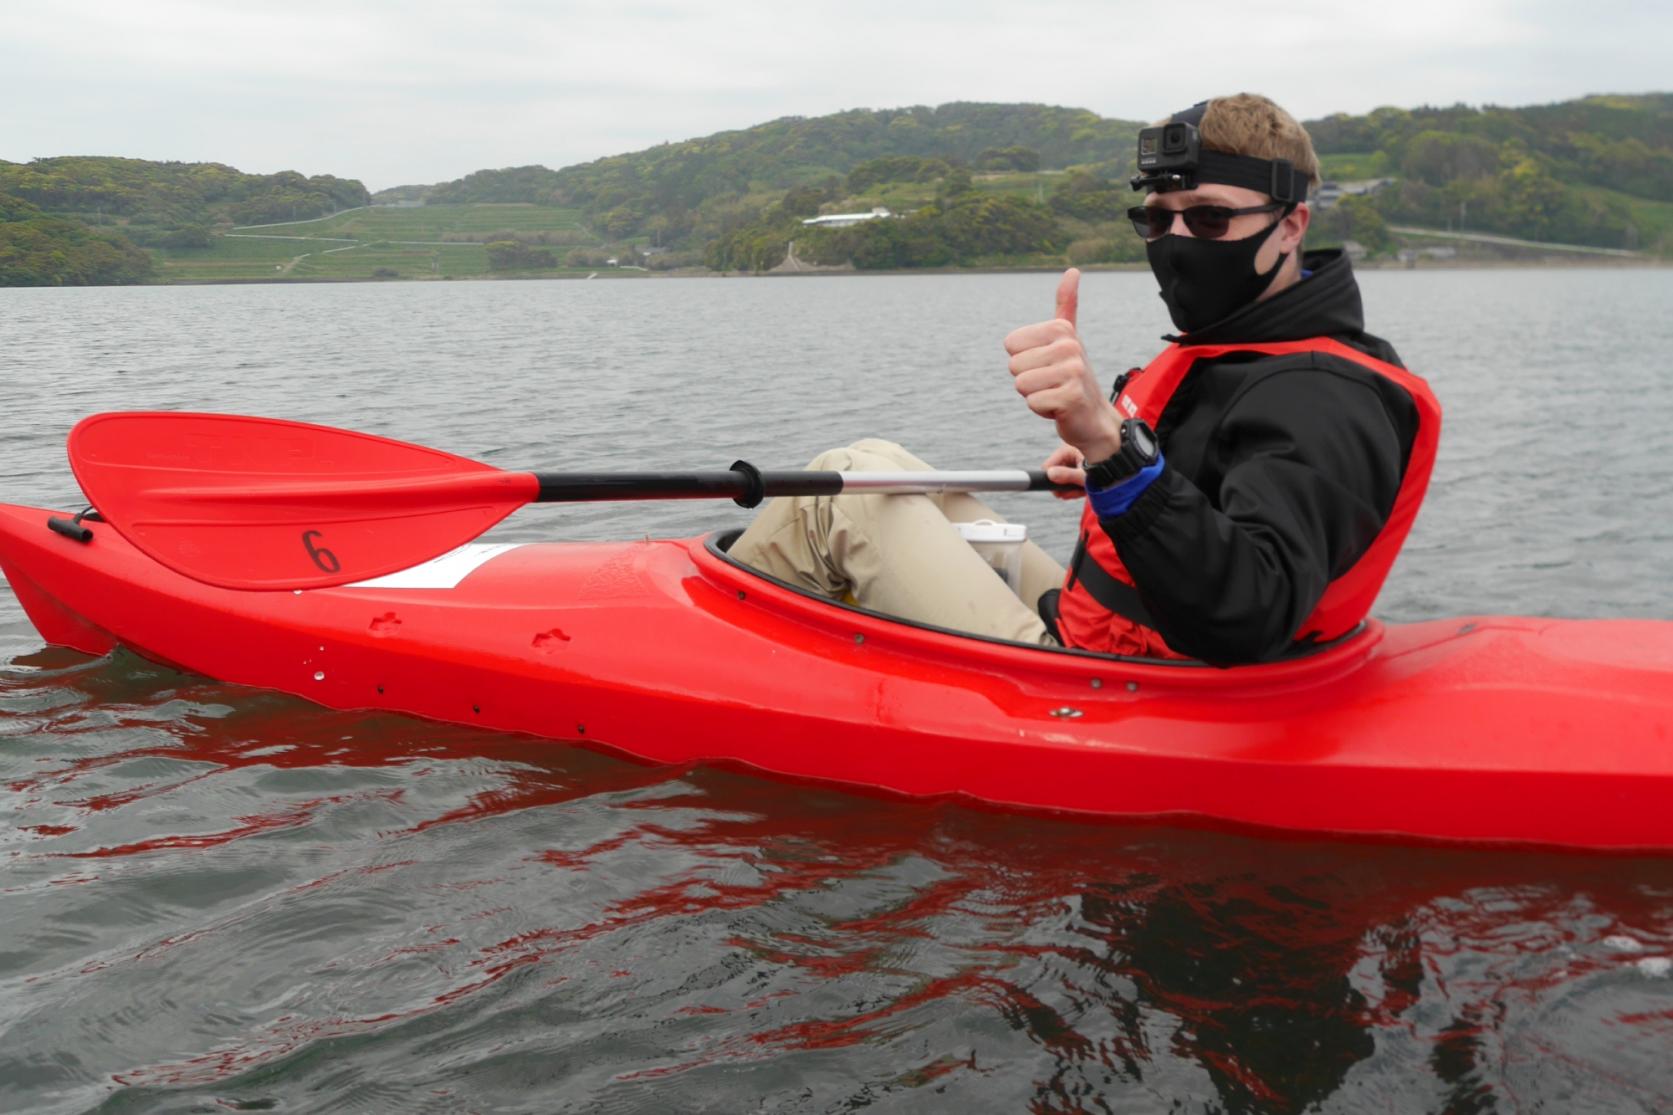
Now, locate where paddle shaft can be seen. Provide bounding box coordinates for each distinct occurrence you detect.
[534,467,1065,504]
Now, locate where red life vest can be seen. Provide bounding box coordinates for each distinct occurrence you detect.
[1056,337,1443,658]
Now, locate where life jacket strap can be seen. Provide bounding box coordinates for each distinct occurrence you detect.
[1036,588,1063,644]
[1067,540,1156,629]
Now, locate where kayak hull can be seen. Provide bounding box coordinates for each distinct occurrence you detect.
[2,501,1670,850]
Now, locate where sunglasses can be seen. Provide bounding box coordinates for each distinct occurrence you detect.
[1128,202,1286,241]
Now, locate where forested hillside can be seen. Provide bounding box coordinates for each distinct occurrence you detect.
[408,103,1142,253]
[0,191,154,286]
[0,157,370,234]
[3,94,1667,285]
[401,93,1670,272]
[0,157,370,284]
[1307,93,1672,252]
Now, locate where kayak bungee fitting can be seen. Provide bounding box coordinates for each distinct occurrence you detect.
[2,412,1670,851]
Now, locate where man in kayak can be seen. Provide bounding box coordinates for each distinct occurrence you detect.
[731,93,1440,665]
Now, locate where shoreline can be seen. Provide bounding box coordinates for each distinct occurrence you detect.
[131,254,1669,287]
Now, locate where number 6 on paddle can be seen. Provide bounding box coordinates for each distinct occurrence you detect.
[301,530,340,574]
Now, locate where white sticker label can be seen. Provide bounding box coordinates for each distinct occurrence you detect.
[345,543,523,590]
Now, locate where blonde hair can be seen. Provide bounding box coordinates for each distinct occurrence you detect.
[1192,94,1322,192]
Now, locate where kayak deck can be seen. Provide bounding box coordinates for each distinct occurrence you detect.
[2,500,1670,850]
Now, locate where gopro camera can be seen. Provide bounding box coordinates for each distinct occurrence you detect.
[1136,122,1200,172]
[1130,105,1306,198]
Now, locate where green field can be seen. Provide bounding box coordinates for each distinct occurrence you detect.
[235,203,585,240]
[154,203,594,282]
[1585,187,1673,252]
[843,170,1067,212]
[157,235,311,282]
[1317,152,1394,180]
[289,242,491,280]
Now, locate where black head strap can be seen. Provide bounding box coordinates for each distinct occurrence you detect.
[1134,100,1308,203]
[1194,150,1304,203]
[1173,101,1209,127]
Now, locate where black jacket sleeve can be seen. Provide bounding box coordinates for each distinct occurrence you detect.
[1098,356,1412,664]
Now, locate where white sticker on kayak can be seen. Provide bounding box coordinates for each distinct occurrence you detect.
[345,543,523,590]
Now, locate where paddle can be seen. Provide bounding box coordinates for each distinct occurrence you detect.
[65,412,1070,591]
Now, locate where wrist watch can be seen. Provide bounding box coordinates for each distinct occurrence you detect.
[1085,418,1160,490]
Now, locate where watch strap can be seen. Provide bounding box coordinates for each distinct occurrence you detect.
[1085,419,1158,490]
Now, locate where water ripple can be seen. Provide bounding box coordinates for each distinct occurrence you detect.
[1,272,1671,1112]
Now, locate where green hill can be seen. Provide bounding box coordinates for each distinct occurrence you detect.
[155,203,593,283]
[0,156,372,285]
[394,93,1672,272]
[398,103,1144,250]
[0,156,370,241]
[0,191,153,286]
[1306,94,1673,253]
[3,94,1668,286]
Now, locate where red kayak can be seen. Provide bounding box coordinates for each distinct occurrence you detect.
[3,498,1670,851]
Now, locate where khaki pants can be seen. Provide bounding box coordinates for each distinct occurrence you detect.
[729,439,1065,645]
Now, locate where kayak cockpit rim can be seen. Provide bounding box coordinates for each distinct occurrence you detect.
[700,528,1374,670]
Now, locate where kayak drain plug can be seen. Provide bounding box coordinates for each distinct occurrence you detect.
[1050,707,1084,719]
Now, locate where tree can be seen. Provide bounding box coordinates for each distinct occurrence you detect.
[161,225,213,250]
[0,208,153,286]
[1050,170,1126,220]
[1311,195,1394,255]
[485,240,557,270]
[1400,131,1500,187]
[776,185,828,219]
[936,166,975,205]
[976,146,1041,172]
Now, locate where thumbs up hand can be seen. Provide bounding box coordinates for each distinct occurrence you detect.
[1003,269,1122,465]
[1053,265,1079,327]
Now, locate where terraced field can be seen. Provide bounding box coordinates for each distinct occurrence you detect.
[156,204,601,283]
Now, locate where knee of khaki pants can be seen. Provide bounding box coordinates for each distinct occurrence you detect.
[805,439,932,475]
[845,439,934,472]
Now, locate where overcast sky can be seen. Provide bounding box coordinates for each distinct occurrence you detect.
[3,0,1667,191]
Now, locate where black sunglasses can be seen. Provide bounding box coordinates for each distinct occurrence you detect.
[1128,202,1286,241]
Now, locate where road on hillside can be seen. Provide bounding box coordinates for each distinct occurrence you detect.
[1389,226,1643,258]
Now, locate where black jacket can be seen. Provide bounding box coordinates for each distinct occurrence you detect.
[1100,249,1422,664]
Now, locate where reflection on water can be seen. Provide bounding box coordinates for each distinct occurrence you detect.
[2,271,1672,1111]
[3,652,1671,1112]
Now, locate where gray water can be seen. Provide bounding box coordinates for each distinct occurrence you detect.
[4,270,1671,629]
[2,270,1671,1114]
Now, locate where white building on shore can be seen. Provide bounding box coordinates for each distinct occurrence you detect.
[1315,179,1394,210]
[801,206,894,229]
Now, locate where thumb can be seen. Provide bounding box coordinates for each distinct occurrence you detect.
[1054,268,1080,328]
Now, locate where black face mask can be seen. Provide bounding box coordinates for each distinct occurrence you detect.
[1145,212,1290,333]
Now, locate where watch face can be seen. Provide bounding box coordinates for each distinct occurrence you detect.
[1127,421,1158,460]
